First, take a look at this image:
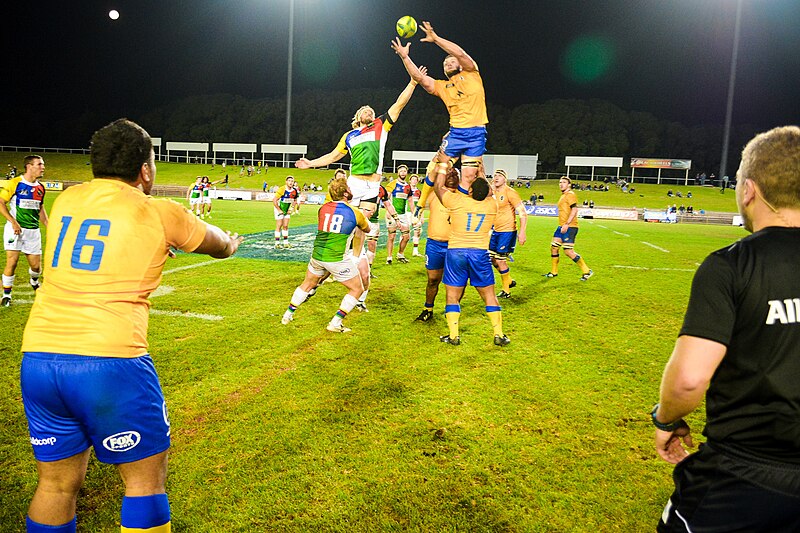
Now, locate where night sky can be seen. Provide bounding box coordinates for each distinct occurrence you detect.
[4,0,799,146]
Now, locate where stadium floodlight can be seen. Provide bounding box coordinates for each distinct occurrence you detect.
[719,0,743,182]
[285,0,295,145]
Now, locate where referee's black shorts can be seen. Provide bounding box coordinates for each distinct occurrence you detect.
[658,443,800,532]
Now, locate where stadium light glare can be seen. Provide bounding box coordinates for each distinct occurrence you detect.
[285,0,295,144]
[719,0,743,182]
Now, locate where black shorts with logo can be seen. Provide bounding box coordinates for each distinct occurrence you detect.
[658,443,800,532]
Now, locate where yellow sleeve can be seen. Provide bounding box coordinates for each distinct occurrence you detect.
[0,177,20,202]
[355,205,371,232]
[335,132,350,155]
[151,198,207,252]
[508,188,523,209]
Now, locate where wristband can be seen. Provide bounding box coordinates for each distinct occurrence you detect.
[650,403,687,432]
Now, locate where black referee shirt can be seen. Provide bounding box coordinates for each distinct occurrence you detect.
[680,226,800,464]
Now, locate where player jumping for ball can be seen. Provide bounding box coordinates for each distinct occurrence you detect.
[391,21,488,211]
[295,71,424,261]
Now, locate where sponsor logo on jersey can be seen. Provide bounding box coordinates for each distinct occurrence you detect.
[30,436,57,446]
[765,298,800,325]
[102,431,142,452]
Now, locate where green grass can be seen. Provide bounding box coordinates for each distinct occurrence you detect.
[0,181,747,531]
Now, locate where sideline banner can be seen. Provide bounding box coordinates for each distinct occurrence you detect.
[578,208,638,221]
[525,205,558,217]
[212,190,252,200]
[631,158,691,170]
[643,209,677,223]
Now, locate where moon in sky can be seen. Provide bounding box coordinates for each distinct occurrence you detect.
[109,10,120,20]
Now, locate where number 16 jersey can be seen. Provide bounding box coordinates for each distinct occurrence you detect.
[22,179,207,358]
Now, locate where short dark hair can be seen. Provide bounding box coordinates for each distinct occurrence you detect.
[90,118,153,181]
[471,177,490,201]
[23,155,43,169]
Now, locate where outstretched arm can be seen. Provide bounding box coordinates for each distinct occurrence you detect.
[386,66,427,123]
[391,38,435,94]
[295,149,346,170]
[419,21,477,72]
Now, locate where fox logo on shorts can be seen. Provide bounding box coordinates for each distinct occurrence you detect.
[102,431,141,452]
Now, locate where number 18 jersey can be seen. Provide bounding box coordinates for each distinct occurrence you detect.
[312,201,369,262]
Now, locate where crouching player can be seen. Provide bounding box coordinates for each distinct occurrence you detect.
[281,177,370,333]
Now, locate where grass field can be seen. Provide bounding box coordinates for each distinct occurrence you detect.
[0,158,747,531]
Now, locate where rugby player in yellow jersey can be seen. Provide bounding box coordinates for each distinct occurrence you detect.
[19,119,243,533]
[490,170,528,298]
[415,164,459,322]
[544,176,593,280]
[295,71,423,261]
[392,21,488,211]
[433,172,510,346]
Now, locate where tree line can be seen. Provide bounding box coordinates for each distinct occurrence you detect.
[11,89,758,176]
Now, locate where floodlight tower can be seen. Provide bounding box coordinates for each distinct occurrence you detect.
[285,0,295,144]
[719,0,743,183]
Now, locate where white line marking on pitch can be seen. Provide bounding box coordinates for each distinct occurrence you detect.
[162,257,231,275]
[596,224,608,229]
[641,241,670,253]
[612,265,695,272]
[613,231,630,237]
[150,309,224,321]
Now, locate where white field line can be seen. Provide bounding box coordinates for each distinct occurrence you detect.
[613,230,630,237]
[162,257,231,275]
[641,241,670,253]
[612,265,695,272]
[150,309,223,321]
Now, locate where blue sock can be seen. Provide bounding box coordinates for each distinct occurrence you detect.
[26,516,76,533]
[121,494,170,531]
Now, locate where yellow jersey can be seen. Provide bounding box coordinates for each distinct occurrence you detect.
[441,190,497,249]
[492,185,523,232]
[426,193,451,242]
[558,189,579,227]
[432,69,488,129]
[22,179,207,358]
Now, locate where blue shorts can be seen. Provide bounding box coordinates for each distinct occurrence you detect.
[440,126,487,159]
[489,231,517,256]
[553,226,579,244]
[21,352,171,464]
[425,238,448,271]
[443,248,494,288]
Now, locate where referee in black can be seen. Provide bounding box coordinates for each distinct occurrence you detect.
[652,125,800,532]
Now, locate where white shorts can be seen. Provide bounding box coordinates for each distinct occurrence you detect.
[367,220,380,239]
[307,256,359,283]
[4,225,42,255]
[386,212,411,231]
[274,206,291,220]
[189,197,201,206]
[347,176,380,207]
[202,196,212,205]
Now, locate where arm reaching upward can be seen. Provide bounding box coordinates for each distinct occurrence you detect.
[386,66,427,122]
[391,38,436,94]
[419,21,477,72]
